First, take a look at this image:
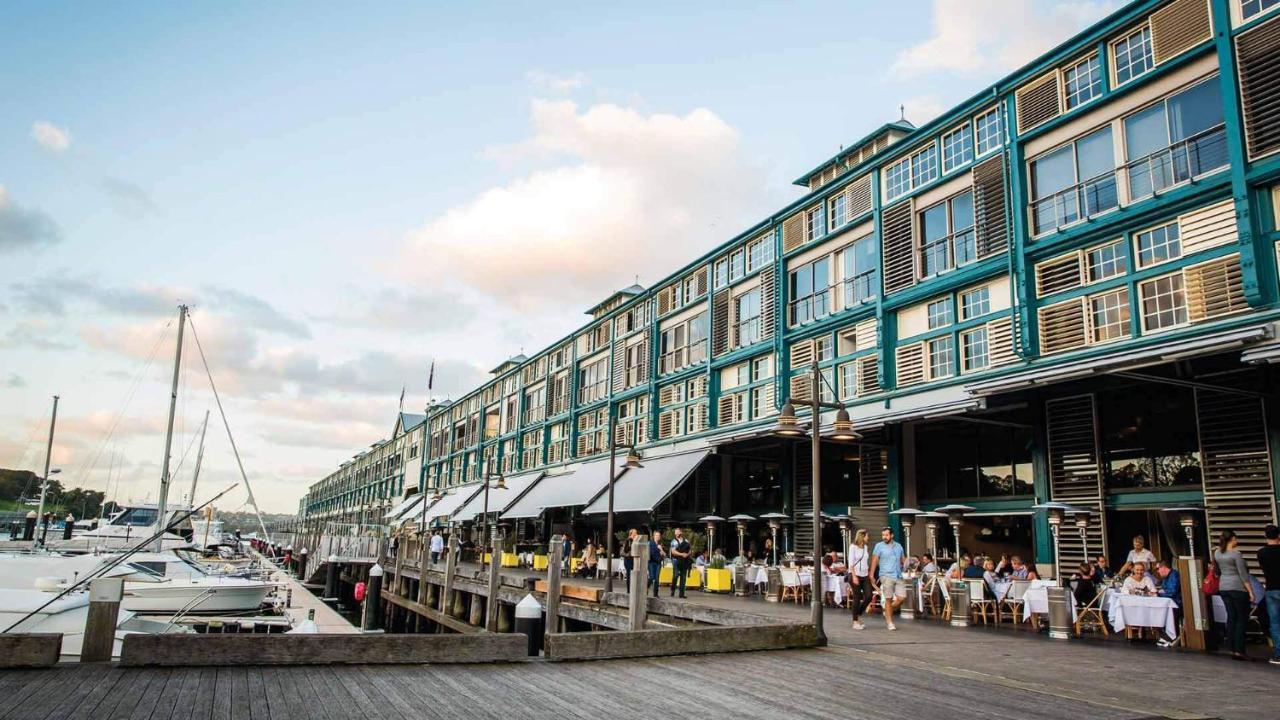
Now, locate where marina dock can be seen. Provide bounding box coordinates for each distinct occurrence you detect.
[260,556,356,634]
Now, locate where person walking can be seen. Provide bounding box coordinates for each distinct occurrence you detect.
[623,528,638,589]
[429,530,444,564]
[647,530,664,598]
[1215,529,1255,661]
[868,526,908,631]
[669,527,692,598]
[847,528,872,630]
[1257,524,1280,666]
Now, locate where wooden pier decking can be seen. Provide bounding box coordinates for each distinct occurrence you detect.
[261,557,357,634]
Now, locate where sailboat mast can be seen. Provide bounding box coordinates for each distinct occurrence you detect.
[187,410,210,506]
[33,394,59,548]
[154,304,187,551]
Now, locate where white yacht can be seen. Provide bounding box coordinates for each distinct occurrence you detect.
[47,502,193,553]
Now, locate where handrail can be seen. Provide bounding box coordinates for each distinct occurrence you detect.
[919,228,976,277]
[789,288,833,326]
[1031,170,1119,235]
[1123,123,1227,202]
[842,271,876,306]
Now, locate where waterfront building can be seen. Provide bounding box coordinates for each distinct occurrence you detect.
[303,0,1280,574]
[300,411,427,526]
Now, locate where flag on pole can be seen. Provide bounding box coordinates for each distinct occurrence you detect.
[399,385,405,413]
[427,360,435,391]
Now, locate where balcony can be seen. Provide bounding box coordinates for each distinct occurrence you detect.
[1031,171,1119,236]
[1124,124,1227,202]
[789,288,832,326]
[659,339,707,374]
[919,228,976,278]
[842,271,876,308]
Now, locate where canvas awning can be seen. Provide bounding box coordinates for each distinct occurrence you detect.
[389,495,426,523]
[965,323,1274,397]
[383,494,423,520]
[452,471,545,523]
[846,385,983,428]
[501,456,626,520]
[582,450,708,514]
[423,484,483,525]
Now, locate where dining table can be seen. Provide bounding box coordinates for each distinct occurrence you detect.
[1105,590,1178,639]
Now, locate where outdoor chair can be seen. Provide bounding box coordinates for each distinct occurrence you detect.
[967,579,996,625]
[780,567,805,603]
[999,579,1031,626]
[1074,587,1109,637]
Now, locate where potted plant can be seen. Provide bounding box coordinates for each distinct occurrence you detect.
[705,550,731,593]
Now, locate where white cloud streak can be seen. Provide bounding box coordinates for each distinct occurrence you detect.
[31,121,72,152]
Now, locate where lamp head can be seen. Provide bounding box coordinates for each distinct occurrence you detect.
[624,449,643,469]
[826,408,861,442]
[772,401,804,437]
[493,474,507,490]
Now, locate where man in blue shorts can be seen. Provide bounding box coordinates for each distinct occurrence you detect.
[868,526,907,630]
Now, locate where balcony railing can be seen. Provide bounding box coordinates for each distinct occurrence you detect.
[1124,124,1227,202]
[659,339,707,374]
[919,229,976,278]
[1031,171,1119,236]
[789,288,832,326]
[735,317,761,347]
[842,271,876,307]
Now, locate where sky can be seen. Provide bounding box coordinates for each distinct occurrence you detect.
[0,0,1122,513]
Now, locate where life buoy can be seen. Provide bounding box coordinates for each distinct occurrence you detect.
[354,581,366,602]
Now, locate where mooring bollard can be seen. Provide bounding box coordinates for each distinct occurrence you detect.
[515,594,543,656]
[62,513,75,540]
[299,548,308,579]
[546,534,564,644]
[22,511,36,541]
[628,539,648,630]
[362,563,384,632]
[83,577,123,662]
[324,554,339,601]
[440,533,459,613]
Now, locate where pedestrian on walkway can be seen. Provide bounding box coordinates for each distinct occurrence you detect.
[847,528,872,630]
[648,530,664,598]
[868,526,907,631]
[623,528,638,588]
[429,530,444,564]
[1215,529,1255,661]
[669,527,692,598]
[1257,523,1280,666]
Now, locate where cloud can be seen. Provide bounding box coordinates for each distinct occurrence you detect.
[891,0,1121,79]
[526,70,588,95]
[0,320,77,350]
[403,99,772,312]
[901,95,946,127]
[31,121,72,152]
[99,178,158,219]
[312,287,474,332]
[0,186,62,253]
[3,373,24,388]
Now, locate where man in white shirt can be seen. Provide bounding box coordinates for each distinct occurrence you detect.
[429,531,444,564]
[1122,562,1158,595]
[1120,535,1157,575]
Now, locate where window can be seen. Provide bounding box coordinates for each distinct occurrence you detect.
[941,124,973,173]
[735,288,762,347]
[1112,26,1154,86]
[751,355,772,381]
[815,335,834,361]
[659,312,708,373]
[747,234,773,271]
[838,362,857,400]
[714,259,728,289]
[841,235,877,306]
[1134,222,1181,267]
[1062,55,1102,110]
[885,143,939,201]
[974,108,1003,156]
[789,256,831,325]
[960,287,991,319]
[730,249,746,281]
[1030,126,1118,235]
[1242,0,1280,21]
[807,206,826,242]
[524,386,546,424]
[928,336,954,379]
[828,193,847,230]
[1123,78,1227,200]
[961,327,989,371]
[1086,240,1127,281]
[1139,274,1188,331]
[920,191,975,277]
[1090,288,1131,342]
[624,343,646,387]
[927,298,953,329]
[578,357,609,404]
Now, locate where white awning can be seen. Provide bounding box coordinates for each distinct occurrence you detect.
[383,494,422,520]
[501,456,626,520]
[389,495,426,522]
[424,484,483,524]
[965,322,1274,397]
[582,450,709,514]
[845,385,984,429]
[452,471,545,522]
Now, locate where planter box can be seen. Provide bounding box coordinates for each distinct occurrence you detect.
[704,568,732,593]
[501,553,519,568]
[532,555,549,570]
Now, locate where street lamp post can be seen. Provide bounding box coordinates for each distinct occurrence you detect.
[934,505,975,564]
[480,462,507,568]
[727,514,754,560]
[1032,502,1073,584]
[771,360,861,646]
[603,421,643,595]
[1069,509,1092,567]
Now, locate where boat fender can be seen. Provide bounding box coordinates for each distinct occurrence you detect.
[354,581,366,602]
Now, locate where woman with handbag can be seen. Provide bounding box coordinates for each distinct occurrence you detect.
[1214,530,1256,661]
[848,529,872,630]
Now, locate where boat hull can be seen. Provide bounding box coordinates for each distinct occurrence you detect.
[122,580,272,613]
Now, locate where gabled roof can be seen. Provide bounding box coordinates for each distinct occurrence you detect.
[585,284,645,317]
[395,412,426,437]
[490,354,528,375]
[791,119,916,187]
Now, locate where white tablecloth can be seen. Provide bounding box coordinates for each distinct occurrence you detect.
[1108,592,1178,638]
[993,578,1055,602]
[1021,585,1078,622]
[730,565,770,586]
[798,571,846,604]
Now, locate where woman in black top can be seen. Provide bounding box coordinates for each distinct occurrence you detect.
[1071,562,1098,607]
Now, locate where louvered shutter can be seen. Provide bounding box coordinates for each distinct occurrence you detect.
[790,339,814,369]
[881,201,915,294]
[1237,16,1280,160]
[859,433,889,509]
[611,343,626,393]
[758,381,776,417]
[855,319,877,351]
[1184,254,1248,322]
[856,356,881,396]
[1178,199,1237,252]
[986,316,1018,367]
[1038,299,1088,355]
[712,289,731,355]
[790,373,812,402]
[1016,71,1061,134]
[636,337,649,384]
[1149,0,1211,65]
[1045,395,1106,569]
[658,410,675,439]
[1196,388,1278,573]
[972,154,1008,257]
[782,213,806,253]
[895,344,925,388]
[1036,253,1084,297]
[576,434,589,457]
[845,174,872,219]
[659,383,676,406]
[695,267,708,296]
[759,266,776,342]
[657,288,672,316]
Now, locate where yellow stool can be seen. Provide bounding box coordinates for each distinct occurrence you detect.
[569,557,581,573]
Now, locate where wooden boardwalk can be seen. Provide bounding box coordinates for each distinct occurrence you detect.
[1,648,1140,720]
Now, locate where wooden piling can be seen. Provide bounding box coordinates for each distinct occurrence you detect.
[82,578,123,662]
[629,539,648,630]
[545,534,564,647]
